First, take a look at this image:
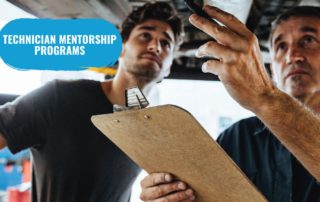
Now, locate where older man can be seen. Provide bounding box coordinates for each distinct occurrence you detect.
[140,6,320,202]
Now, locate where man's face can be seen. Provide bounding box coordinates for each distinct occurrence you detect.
[119,19,175,82]
[270,16,320,101]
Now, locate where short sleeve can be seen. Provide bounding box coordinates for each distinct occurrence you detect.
[0,80,58,153]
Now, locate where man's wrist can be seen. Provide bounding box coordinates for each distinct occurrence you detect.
[251,87,286,117]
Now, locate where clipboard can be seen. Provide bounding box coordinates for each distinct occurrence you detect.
[91,105,267,202]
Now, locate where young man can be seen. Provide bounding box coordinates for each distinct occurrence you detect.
[0,2,183,202]
[139,6,320,202]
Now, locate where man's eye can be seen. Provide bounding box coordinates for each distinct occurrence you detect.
[140,33,151,40]
[161,40,171,49]
[276,42,286,52]
[301,36,315,45]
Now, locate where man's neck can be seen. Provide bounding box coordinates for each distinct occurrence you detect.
[101,68,154,106]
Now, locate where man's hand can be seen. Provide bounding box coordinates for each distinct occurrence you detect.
[188,5,320,181]
[189,5,276,112]
[140,173,195,202]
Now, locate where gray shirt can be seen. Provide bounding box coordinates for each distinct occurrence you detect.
[0,79,140,202]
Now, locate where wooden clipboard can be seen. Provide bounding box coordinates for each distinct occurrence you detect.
[91,105,267,202]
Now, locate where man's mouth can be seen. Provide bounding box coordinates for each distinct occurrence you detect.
[286,69,310,80]
[140,53,161,66]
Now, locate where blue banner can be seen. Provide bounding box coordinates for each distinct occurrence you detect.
[0,19,122,70]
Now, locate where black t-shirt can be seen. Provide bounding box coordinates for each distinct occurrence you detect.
[217,117,320,202]
[0,79,141,202]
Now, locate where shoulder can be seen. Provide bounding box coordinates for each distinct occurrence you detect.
[51,79,101,90]
[221,116,263,134]
[217,116,265,145]
[9,79,102,109]
[46,79,102,98]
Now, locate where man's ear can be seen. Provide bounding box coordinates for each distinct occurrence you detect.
[119,44,126,59]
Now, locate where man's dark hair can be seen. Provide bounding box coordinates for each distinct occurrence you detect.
[269,6,320,43]
[120,2,184,47]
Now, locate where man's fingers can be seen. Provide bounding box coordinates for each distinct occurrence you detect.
[140,181,187,200]
[144,189,195,202]
[203,5,252,38]
[196,41,236,62]
[179,199,195,202]
[189,14,246,50]
[140,173,196,202]
[201,59,224,76]
[141,173,173,188]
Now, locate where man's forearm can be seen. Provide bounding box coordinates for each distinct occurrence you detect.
[255,89,320,181]
[0,134,7,150]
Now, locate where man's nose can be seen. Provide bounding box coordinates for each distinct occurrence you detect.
[147,39,161,54]
[285,45,305,65]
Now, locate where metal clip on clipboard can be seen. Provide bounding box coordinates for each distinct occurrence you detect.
[113,87,149,112]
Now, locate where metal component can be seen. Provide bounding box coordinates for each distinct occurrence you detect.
[113,104,129,112]
[125,87,149,109]
[113,86,149,112]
